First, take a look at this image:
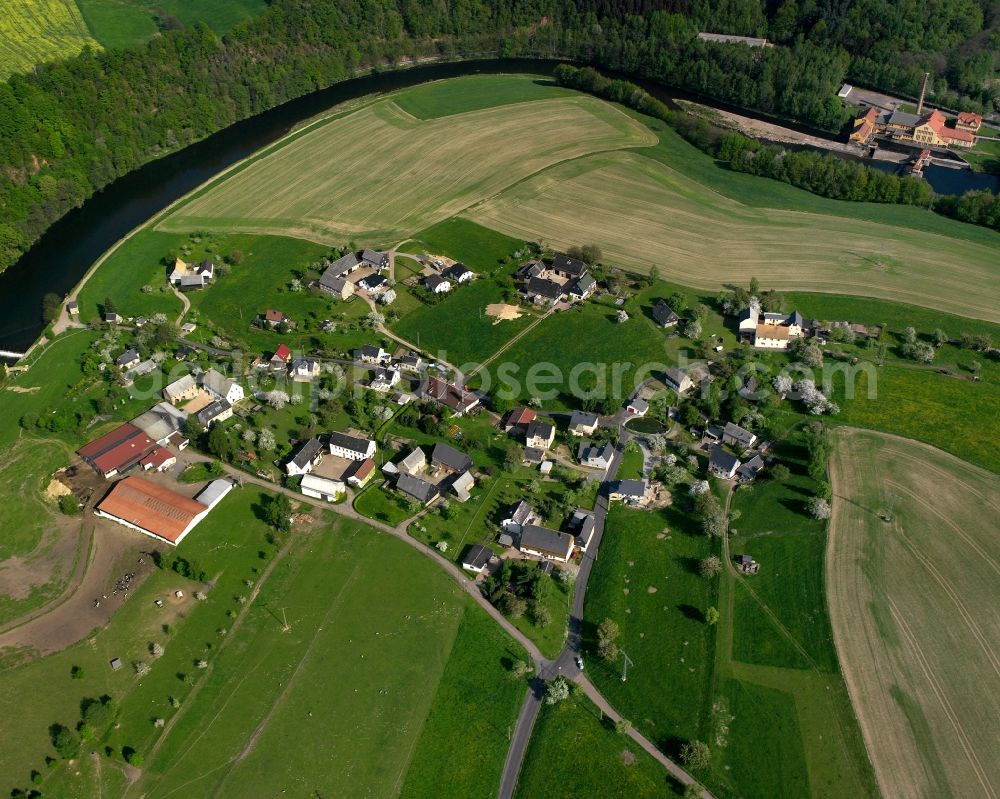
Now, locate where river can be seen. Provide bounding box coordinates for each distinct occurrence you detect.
[0,57,995,354]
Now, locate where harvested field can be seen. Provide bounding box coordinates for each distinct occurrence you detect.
[160,96,655,244]
[828,428,1000,799]
[468,151,1000,322]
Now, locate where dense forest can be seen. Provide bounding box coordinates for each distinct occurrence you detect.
[0,0,997,272]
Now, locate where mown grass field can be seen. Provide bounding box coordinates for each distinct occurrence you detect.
[391,278,539,366]
[516,693,684,798]
[76,0,265,49]
[160,94,655,244]
[0,490,527,798]
[469,149,1000,323]
[475,298,670,407]
[0,0,98,78]
[828,428,1000,799]
[393,73,578,120]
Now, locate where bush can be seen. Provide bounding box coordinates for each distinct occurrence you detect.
[58,493,80,515]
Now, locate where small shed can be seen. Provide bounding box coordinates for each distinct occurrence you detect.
[110,658,123,671]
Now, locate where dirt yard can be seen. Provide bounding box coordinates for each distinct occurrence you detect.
[485,303,523,324]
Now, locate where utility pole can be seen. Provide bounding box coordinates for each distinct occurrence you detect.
[281,607,290,633]
[621,650,633,682]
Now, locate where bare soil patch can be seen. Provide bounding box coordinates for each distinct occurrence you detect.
[485,303,523,324]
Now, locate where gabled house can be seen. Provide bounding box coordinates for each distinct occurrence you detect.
[443,263,474,283]
[519,524,574,563]
[525,420,555,450]
[737,455,765,482]
[360,248,389,271]
[567,509,597,553]
[398,448,427,475]
[66,300,79,316]
[566,274,597,301]
[652,300,679,328]
[300,474,346,502]
[608,479,651,505]
[395,353,423,373]
[195,399,233,429]
[723,422,757,451]
[270,344,292,370]
[577,440,614,470]
[163,374,199,404]
[140,446,176,473]
[664,367,694,396]
[286,437,324,477]
[424,274,451,294]
[432,442,472,474]
[318,252,361,294]
[550,253,588,279]
[290,358,321,381]
[116,348,140,370]
[461,544,494,573]
[263,309,287,327]
[202,368,244,404]
[370,367,401,392]
[446,469,476,502]
[356,345,389,365]
[132,402,188,445]
[568,410,600,437]
[422,376,479,416]
[105,312,122,324]
[708,446,741,479]
[626,398,649,417]
[504,406,537,433]
[346,457,375,488]
[396,473,439,506]
[328,432,376,461]
[321,276,354,300]
[359,273,388,293]
[501,500,537,535]
[524,276,563,305]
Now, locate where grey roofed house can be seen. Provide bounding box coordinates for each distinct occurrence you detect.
[708,446,741,478]
[443,262,473,281]
[568,509,596,551]
[627,397,649,415]
[132,402,187,444]
[517,260,545,280]
[196,399,231,428]
[525,419,555,442]
[424,274,450,292]
[567,274,597,298]
[289,437,324,472]
[356,344,387,363]
[612,479,648,500]
[116,348,140,368]
[461,543,494,572]
[523,446,545,464]
[360,248,388,269]
[398,447,427,474]
[446,469,475,502]
[550,252,588,277]
[525,277,563,301]
[723,421,757,449]
[568,410,600,434]
[498,533,514,547]
[360,273,387,291]
[786,310,804,327]
[202,368,237,400]
[652,299,679,327]
[432,442,472,473]
[396,473,439,505]
[317,254,359,292]
[577,440,614,469]
[887,109,922,128]
[520,524,574,560]
[737,454,765,481]
[664,366,694,394]
[328,431,374,457]
[505,500,535,530]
